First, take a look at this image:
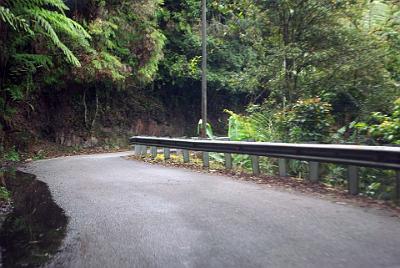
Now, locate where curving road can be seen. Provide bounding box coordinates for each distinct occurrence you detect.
[24,152,400,268]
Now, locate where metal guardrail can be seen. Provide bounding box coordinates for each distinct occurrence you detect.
[130,136,400,169]
[129,136,400,197]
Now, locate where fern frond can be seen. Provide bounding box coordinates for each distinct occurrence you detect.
[29,11,81,66]
[13,53,53,69]
[5,0,68,13]
[40,9,91,40]
[2,0,89,67]
[35,0,69,12]
[0,6,32,33]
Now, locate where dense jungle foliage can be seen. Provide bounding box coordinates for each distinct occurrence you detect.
[0,1,399,197]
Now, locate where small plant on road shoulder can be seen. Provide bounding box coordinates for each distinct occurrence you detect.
[33,150,46,161]
[4,147,20,162]
[0,186,10,201]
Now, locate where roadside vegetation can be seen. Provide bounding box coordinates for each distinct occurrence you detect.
[221,97,400,200]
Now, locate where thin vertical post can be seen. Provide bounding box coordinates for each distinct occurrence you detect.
[183,150,190,163]
[348,165,359,195]
[396,170,400,202]
[309,161,319,182]
[202,152,209,168]
[251,155,260,176]
[278,158,288,177]
[140,146,147,156]
[164,148,170,160]
[150,146,157,158]
[134,144,141,156]
[224,153,232,170]
[200,0,207,138]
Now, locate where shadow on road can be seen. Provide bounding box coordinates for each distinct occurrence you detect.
[0,170,67,267]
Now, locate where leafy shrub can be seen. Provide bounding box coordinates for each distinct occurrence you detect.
[224,99,334,177]
[0,186,10,201]
[226,98,333,143]
[197,119,214,139]
[275,98,333,143]
[246,104,281,142]
[359,168,396,200]
[355,98,400,144]
[4,147,20,162]
[224,109,255,141]
[223,99,399,201]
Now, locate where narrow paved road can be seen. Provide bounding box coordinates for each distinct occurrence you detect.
[24,152,400,268]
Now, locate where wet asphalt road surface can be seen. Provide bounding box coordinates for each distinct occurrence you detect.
[23,152,400,268]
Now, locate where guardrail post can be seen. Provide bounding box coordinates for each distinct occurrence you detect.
[134,144,141,156]
[278,158,288,177]
[202,152,209,168]
[140,145,147,156]
[224,153,232,170]
[150,146,157,158]
[396,170,400,202]
[164,148,170,160]
[309,161,320,182]
[251,155,260,176]
[348,165,359,195]
[182,149,190,163]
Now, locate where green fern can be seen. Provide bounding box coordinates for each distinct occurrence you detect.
[138,29,166,81]
[4,0,68,14]
[29,11,82,66]
[1,0,90,66]
[0,6,31,33]
[13,53,53,69]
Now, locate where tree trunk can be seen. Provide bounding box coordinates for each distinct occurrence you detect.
[90,87,99,133]
[83,89,88,128]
